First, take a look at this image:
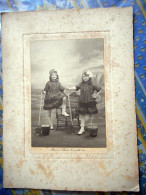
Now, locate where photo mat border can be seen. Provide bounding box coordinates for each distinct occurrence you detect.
[23,31,114,160]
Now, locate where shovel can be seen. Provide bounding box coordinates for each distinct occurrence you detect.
[67,91,75,134]
[35,90,50,136]
[35,90,43,136]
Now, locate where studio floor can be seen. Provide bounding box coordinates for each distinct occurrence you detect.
[31,117,106,148]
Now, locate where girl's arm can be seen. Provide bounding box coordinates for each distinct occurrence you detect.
[59,83,65,92]
[69,83,81,91]
[92,86,102,99]
[93,85,101,92]
[43,82,50,93]
[71,83,81,91]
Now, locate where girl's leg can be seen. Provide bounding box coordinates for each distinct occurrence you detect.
[48,110,53,130]
[85,114,89,126]
[62,97,69,117]
[78,114,85,135]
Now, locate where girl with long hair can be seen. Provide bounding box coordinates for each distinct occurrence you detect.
[70,71,101,136]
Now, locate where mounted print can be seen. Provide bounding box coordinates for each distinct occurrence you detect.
[2,8,139,191]
[30,36,106,148]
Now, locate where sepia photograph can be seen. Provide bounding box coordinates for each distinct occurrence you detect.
[31,38,106,148]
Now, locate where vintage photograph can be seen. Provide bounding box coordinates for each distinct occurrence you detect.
[31,38,106,148]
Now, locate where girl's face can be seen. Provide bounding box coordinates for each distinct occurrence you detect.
[51,72,57,80]
[82,74,89,82]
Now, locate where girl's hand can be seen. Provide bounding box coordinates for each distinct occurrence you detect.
[92,92,97,99]
[65,87,69,91]
[70,86,76,90]
[64,89,69,96]
[42,89,46,94]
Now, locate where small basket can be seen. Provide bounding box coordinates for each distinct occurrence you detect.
[41,125,50,136]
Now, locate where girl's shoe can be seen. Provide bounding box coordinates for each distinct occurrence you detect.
[50,125,54,130]
[77,127,85,135]
[62,103,69,116]
[62,112,69,117]
[48,117,53,130]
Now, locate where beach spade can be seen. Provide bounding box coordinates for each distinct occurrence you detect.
[67,92,75,134]
[35,90,50,136]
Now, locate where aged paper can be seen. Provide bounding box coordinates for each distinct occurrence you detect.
[2,8,139,191]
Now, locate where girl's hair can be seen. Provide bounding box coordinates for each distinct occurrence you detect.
[49,71,59,82]
[82,72,92,85]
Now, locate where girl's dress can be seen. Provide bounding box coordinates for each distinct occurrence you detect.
[43,81,65,110]
[76,81,101,115]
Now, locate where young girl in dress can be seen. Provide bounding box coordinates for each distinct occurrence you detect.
[43,69,69,130]
[70,71,101,137]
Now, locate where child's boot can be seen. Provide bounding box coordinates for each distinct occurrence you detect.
[48,117,53,130]
[78,116,85,135]
[77,126,85,135]
[62,103,69,117]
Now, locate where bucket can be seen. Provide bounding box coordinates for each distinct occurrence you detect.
[87,125,98,137]
[35,126,42,136]
[41,125,50,136]
[86,114,98,137]
[87,127,98,132]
